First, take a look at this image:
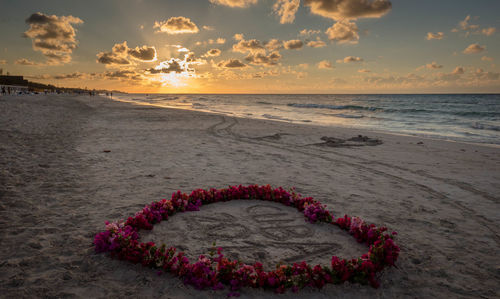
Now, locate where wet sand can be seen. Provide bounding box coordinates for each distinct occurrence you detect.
[0,94,499,298]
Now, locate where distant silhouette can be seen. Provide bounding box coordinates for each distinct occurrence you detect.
[1,86,5,95]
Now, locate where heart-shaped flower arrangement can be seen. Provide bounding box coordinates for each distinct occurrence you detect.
[94,185,399,295]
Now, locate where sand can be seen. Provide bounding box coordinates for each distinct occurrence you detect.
[0,94,499,298]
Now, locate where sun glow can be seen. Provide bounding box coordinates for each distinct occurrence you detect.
[146,47,205,88]
[158,72,190,87]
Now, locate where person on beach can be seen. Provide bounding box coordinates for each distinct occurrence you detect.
[1,86,5,95]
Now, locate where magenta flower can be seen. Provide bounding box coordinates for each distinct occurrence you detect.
[93,185,399,295]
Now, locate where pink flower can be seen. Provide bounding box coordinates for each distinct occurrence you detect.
[94,185,400,294]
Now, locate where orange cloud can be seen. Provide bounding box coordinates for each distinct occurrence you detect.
[326,20,359,43]
[426,32,444,40]
[273,0,300,24]
[318,60,333,69]
[463,43,485,54]
[154,17,199,34]
[209,0,258,8]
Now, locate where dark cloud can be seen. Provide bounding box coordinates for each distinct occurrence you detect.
[53,72,85,79]
[96,41,157,65]
[154,16,199,34]
[103,70,143,80]
[33,40,76,52]
[304,1,391,44]
[23,12,83,64]
[233,39,265,54]
[96,52,130,65]
[304,0,392,20]
[128,45,157,61]
[245,51,281,66]
[44,52,71,63]
[283,39,303,50]
[206,48,222,57]
[217,59,247,68]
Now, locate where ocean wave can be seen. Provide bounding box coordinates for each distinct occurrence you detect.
[191,103,206,108]
[262,114,293,121]
[334,114,364,119]
[287,103,380,111]
[454,111,500,117]
[471,122,500,131]
[163,96,179,101]
[288,103,500,118]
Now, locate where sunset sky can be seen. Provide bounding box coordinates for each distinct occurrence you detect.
[0,0,499,93]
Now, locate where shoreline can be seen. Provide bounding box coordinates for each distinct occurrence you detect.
[1,94,499,298]
[108,94,500,149]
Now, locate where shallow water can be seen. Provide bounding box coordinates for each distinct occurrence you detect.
[112,93,500,145]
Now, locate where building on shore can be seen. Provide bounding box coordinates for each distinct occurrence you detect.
[0,75,29,94]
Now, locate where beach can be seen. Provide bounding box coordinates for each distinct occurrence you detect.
[0,94,499,298]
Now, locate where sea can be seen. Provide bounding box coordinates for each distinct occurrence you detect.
[112,94,500,146]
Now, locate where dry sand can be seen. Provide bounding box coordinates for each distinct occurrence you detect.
[0,94,499,298]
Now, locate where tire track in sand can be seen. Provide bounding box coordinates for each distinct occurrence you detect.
[205,116,500,245]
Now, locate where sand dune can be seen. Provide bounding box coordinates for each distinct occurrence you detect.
[0,94,499,298]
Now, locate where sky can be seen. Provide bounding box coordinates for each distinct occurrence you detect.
[0,0,499,93]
